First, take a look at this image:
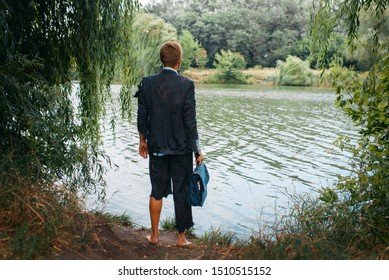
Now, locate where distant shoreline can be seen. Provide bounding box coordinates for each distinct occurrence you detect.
[182,67,278,85]
[182,67,331,87]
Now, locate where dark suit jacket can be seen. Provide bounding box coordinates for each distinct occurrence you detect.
[136,69,199,155]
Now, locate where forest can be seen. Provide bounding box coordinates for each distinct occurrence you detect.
[0,0,388,260]
[142,0,388,70]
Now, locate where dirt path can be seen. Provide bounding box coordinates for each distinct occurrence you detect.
[60,221,234,260]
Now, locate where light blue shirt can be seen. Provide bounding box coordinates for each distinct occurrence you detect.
[163,67,178,74]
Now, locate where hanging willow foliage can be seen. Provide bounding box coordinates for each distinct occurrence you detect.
[310,0,389,245]
[119,12,177,120]
[0,0,138,195]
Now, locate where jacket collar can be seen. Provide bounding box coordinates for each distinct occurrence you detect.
[161,67,179,75]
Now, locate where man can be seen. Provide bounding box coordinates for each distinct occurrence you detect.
[136,41,203,247]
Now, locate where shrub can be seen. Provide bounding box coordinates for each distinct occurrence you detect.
[211,50,248,84]
[306,0,389,257]
[276,55,313,86]
[194,47,208,69]
[235,191,388,259]
[0,174,81,259]
[325,62,389,246]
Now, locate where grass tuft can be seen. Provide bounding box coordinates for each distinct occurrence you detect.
[92,211,134,227]
[201,227,236,246]
[160,217,195,235]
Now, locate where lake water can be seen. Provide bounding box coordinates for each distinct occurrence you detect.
[88,84,358,238]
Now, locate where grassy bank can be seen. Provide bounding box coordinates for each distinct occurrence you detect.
[2,182,386,260]
[183,67,277,85]
[182,68,276,85]
[182,67,331,87]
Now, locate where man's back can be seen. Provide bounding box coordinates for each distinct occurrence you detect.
[137,69,199,155]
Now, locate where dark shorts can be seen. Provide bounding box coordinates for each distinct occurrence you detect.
[149,153,194,233]
[149,153,192,199]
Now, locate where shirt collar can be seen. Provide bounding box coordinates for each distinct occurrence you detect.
[162,67,178,74]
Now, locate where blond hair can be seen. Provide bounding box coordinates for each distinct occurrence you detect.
[160,41,182,67]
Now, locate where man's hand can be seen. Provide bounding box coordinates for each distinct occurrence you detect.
[139,140,148,158]
[139,133,148,159]
[195,151,204,166]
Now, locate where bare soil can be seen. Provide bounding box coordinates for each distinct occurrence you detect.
[59,216,237,260]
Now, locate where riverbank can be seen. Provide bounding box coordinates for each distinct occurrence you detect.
[0,198,234,260]
[182,67,329,87]
[58,212,236,260]
[182,67,278,85]
[1,185,386,260]
[57,210,388,260]
[0,179,235,260]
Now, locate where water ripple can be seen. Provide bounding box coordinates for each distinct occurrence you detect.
[89,85,358,238]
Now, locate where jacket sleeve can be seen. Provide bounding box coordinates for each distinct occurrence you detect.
[183,80,200,152]
[136,78,149,139]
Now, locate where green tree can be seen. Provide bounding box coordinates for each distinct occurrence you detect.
[1,0,139,257]
[212,50,247,84]
[194,47,208,69]
[343,9,389,71]
[121,12,176,115]
[310,0,389,246]
[178,30,199,70]
[129,12,176,80]
[1,0,138,190]
[146,0,312,67]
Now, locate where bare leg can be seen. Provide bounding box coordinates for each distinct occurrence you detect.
[147,197,162,245]
[177,232,192,247]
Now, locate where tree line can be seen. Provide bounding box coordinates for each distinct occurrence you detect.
[144,0,388,71]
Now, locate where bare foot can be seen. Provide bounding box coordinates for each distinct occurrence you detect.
[177,237,192,247]
[146,235,158,245]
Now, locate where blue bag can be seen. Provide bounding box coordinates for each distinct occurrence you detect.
[186,163,210,207]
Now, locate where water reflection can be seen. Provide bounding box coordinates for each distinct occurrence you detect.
[91,84,358,238]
